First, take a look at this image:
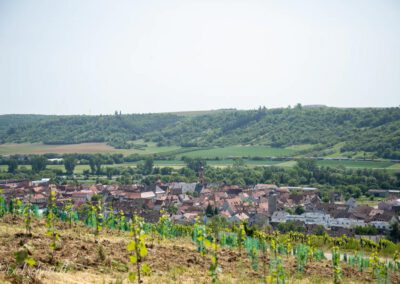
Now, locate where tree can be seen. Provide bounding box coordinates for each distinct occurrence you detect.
[296,158,317,172]
[8,199,14,215]
[166,205,178,215]
[233,158,245,168]
[83,169,90,179]
[89,158,96,174]
[355,225,378,235]
[7,159,18,173]
[205,204,214,217]
[295,206,305,215]
[277,221,305,233]
[118,174,133,185]
[89,155,102,175]
[214,207,219,216]
[141,175,158,186]
[183,157,207,173]
[143,157,154,175]
[63,156,76,175]
[314,225,325,236]
[388,221,400,242]
[160,167,172,175]
[106,167,115,179]
[31,156,47,173]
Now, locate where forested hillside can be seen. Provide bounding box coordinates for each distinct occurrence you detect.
[0,113,181,149]
[1,107,399,159]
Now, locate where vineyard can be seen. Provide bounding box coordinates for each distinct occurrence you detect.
[0,191,399,283]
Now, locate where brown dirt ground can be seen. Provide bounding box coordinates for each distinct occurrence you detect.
[0,216,398,284]
[0,143,117,155]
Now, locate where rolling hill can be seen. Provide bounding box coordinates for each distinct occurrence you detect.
[1,106,399,159]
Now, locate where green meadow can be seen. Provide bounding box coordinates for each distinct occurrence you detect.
[316,159,395,169]
[0,142,398,173]
[177,146,295,159]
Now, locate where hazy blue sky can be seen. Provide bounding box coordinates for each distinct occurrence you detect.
[0,0,399,115]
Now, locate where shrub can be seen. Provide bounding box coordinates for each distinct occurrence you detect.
[0,189,6,217]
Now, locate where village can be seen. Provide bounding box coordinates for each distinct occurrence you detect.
[1,177,400,238]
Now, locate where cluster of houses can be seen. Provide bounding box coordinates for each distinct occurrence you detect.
[1,179,399,237]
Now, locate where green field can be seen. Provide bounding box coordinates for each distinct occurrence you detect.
[178,146,295,159]
[285,144,315,151]
[0,142,399,172]
[355,196,386,207]
[387,163,400,170]
[316,159,395,169]
[275,160,298,167]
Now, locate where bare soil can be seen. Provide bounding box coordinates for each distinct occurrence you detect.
[0,216,398,284]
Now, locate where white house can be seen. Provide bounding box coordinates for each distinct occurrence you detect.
[230,212,249,223]
[141,191,156,199]
[369,221,391,230]
[155,186,166,197]
[330,218,365,228]
[271,211,289,223]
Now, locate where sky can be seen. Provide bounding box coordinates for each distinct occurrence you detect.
[0,0,399,115]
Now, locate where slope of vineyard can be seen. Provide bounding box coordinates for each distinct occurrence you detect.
[0,216,398,284]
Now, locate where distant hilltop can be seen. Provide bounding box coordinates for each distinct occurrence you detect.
[302,104,328,108]
[0,106,399,160]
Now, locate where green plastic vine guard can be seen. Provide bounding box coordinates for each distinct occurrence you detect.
[245,237,260,270]
[33,205,40,218]
[269,257,286,284]
[314,249,325,261]
[4,202,400,280]
[277,243,287,255]
[294,244,309,272]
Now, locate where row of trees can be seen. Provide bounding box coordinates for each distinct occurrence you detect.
[5,154,116,175]
[1,156,400,200]
[6,155,77,175]
[3,155,202,176]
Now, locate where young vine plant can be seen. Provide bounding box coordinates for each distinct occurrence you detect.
[127,214,151,284]
[332,246,342,284]
[46,189,60,262]
[22,198,34,236]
